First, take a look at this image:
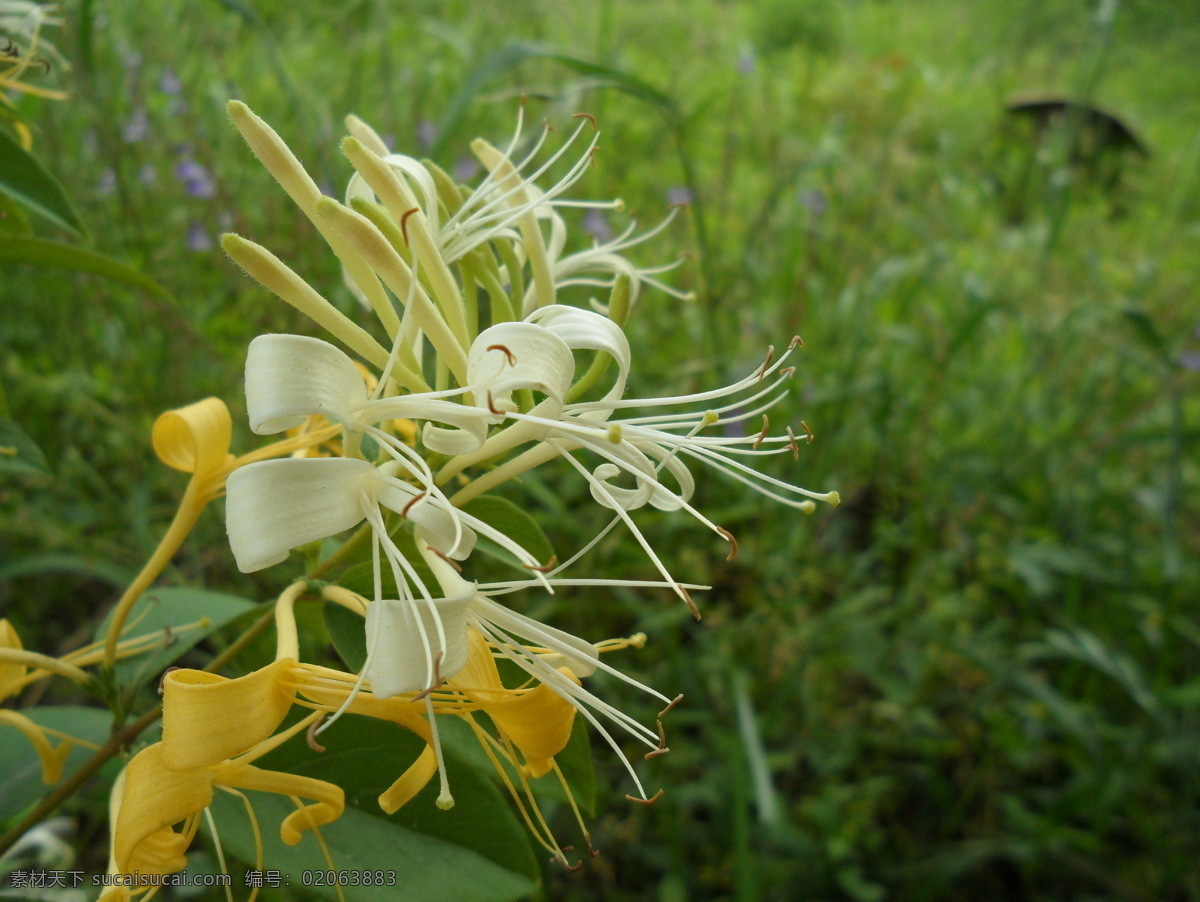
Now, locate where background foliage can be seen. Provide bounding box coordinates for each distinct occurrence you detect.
[3,0,1199,900]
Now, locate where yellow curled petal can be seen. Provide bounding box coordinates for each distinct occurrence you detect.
[113,744,213,876]
[377,745,437,815]
[451,631,577,772]
[152,398,234,479]
[0,710,74,783]
[219,762,344,845]
[0,619,26,700]
[162,660,295,769]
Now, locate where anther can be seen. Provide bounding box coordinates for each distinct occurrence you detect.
[411,652,445,702]
[401,491,428,520]
[789,335,804,350]
[785,427,800,461]
[679,586,701,621]
[676,251,694,260]
[757,346,776,382]
[157,666,182,696]
[523,554,559,574]
[400,207,420,244]
[780,366,796,379]
[626,789,665,806]
[716,526,739,561]
[162,624,176,645]
[752,414,769,450]
[542,118,558,133]
[658,694,684,718]
[572,112,598,130]
[799,421,814,443]
[486,343,517,366]
[306,715,327,753]
[644,720,670,759]
[585,834,599,857]
[551,854,583,872]
[487,391,503,415]
[429,546,463,572]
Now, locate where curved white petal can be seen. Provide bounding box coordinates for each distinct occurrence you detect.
[225,458,373,572]
[245,333,367,434]
[467,321,575,408]
[363,592,474,698]
[527,304,630,404]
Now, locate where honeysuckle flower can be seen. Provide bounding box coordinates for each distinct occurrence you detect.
[102,398,339,668]
[0,2,68,148]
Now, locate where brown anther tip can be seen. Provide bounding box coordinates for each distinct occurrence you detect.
[667,202,689,211]
[401,491,428,520]
[716,526,739,561]
[400,207,420,244]
[644,719,670,758]
[780,366,796,379]
[306,717,327,753]
[676,251,694,260]
[785,426,800,461]
[800,420,814,443]
[757,346,776,382]
[486,343,517,366]
[430,546,463,571]
[411,653,445,702]
[790,335,804,350]
[486,391,503,415]
[626,789,665,806]
[157,666,182,696]
[679,586,701,621]
[752,414,769,450]
[658,694,684,718]
[585,835,599,857]
[541,117,558,133]
[572,112,598,130]
[523,554,558,573]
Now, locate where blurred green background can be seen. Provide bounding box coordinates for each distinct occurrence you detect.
[4,0,1200,899]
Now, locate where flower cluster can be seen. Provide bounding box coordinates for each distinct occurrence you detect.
[101,99,839,889]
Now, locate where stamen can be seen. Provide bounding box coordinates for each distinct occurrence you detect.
[522,554,559,574]
[486,343,517,366]
[551,855,583,872]
[411,652,445,702]
[799,421,814,443]
[644,720,670,759]
[626,789,665,806]
[429,546,464,572]
[716,526,739,561]
[753,414,769,450]
[789,335,804,350]
[306,715,327,752]
[426,695,455,810]
[399,207,419,244]
[401,491,428,520]
[572,112,598,130]
[157,665,182,696]
[658,694,684,718]
[679,586,701,621]
[756,346,776,382]
[487,391,503,415]
[542,118,558,133]
[785,426,800,461]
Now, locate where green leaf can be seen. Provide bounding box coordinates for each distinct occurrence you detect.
[0,190,32,236]
[0,236,177,305]
[0,128,85,237]
[324,602,367,673]
[0,706,113,819]
[211,714,539,900]
[462,495,554,571]
[0,417,49,475]
[0,552,131,588]
[1122,308,1169,362]
[94,588,259,693]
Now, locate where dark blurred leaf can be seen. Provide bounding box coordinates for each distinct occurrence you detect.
[462,495,554,570]
[0,129,84,237]
[324,602,366,673]
[0,418,49,475]
[0,237,176,305]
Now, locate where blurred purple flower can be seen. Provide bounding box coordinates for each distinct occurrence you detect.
[453,156,478,182]
[186,222,213,252]
[667,186,693,206]
[417,120,437,151]
[122,51,143,70]
[722,410,748,438]
[319,182,336,198]
[159,68,182,96]
[97,168,116,196]
[138,163,157,186]
[217,210,235,231]
[175,159,216,199]
[737,51,756,74]
[122,107,149,144]
[1179,351,1200,372]
[799,189,826,217]
[582,208,613,244]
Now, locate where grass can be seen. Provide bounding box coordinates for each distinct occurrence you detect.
[4,0,1200,899]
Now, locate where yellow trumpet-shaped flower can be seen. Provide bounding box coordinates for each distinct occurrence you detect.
[102,398,339,668]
